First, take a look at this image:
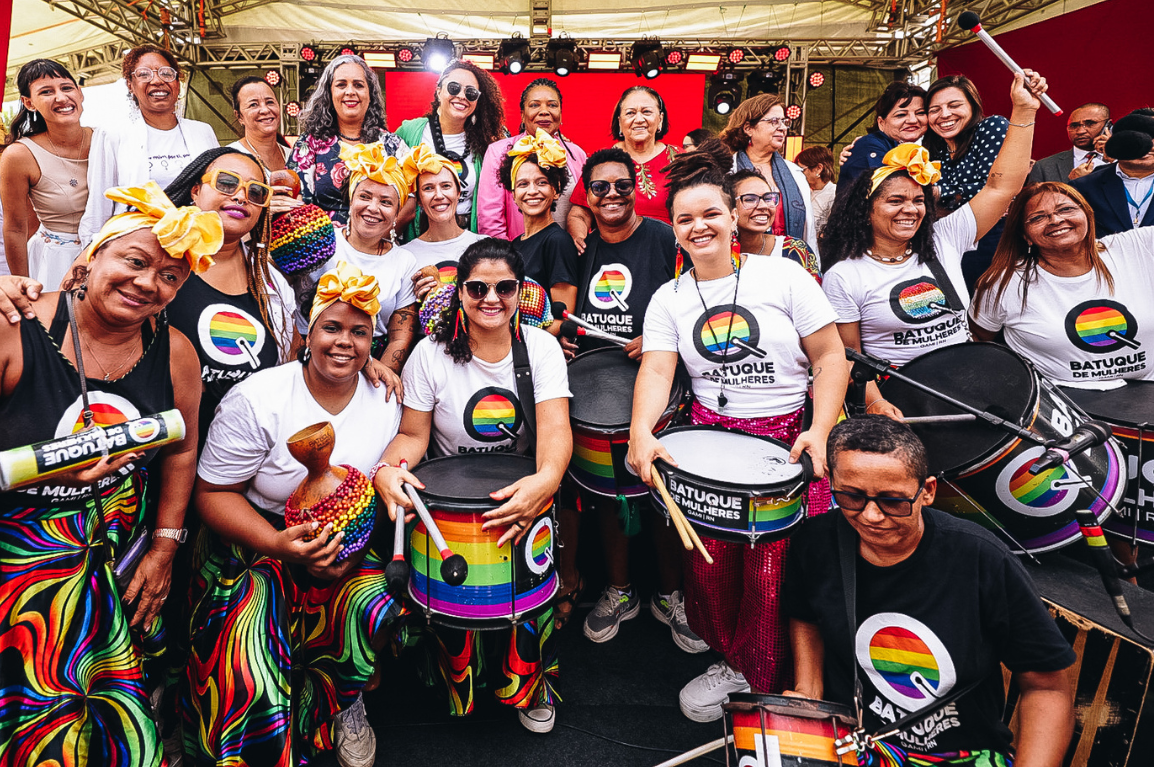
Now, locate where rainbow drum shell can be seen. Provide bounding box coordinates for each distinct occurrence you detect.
[409,453,557,630]
[723,694,859,766]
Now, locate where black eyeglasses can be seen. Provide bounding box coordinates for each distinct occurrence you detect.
[133,67,179,83]
[445,81,481,102]
[588,179,636,197]
[737,192,781,209]
[831,481,926,518]
[1067,119,1106,130]
[463,279,519,299]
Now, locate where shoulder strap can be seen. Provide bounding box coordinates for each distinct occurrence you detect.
[511,332,537,457]
[573,233,601,313]
[924,255,964,312]
[836,515,866,732]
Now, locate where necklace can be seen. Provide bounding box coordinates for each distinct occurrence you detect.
[428,113,471,185]
[865,247,913,264]
[757,233,769,255]
[692,259,743,410]
[45,130,89,188]
[338,132,362,142]
[76,319,141,382]
[241,137,285,171]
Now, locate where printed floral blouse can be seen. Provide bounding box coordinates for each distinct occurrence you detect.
[288,131,409,226]
[569,144,677,224]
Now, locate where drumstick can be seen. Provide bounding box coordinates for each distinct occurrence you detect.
[384,483,409,591]
[652,735,733,767]
[560,319,629,347]
[900,414,977,424]
[400,460,469,587]
[651,466,715,565]
[957,12,1062,115]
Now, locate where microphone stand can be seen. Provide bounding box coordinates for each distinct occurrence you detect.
[846,356,874,417]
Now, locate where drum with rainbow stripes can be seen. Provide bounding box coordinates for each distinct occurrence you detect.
[723,694,859,766]
[566,347,685,498]
[409,453,557,630]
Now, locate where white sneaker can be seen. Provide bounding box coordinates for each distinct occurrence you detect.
[518,702,556,733]
[333,693,376,767]
[678,661,751,722]
[650,591,710,654]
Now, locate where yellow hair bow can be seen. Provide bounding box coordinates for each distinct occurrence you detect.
[85,181,223,274]
[400,143,463,190]
[339,141,410,200]
[507,128,567,184]
[309,260,381,330]
[869,143,942,196]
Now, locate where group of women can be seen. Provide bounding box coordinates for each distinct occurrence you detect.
[0,40,1150,767]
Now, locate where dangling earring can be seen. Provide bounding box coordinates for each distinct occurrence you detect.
[76,281,88,301]
[512,304,522,340]
[302,346,312,363]
[730,230,741,273]
[453,306,467,340]
[673,244,685,291]
[389,224,398,245]
[470,114,477,125]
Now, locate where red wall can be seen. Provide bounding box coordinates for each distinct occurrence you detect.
[937,0,1154,159]
[383,72,706,155]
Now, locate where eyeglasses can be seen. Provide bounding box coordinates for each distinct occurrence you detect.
[757,117,792,129]
[1067,119,1106,130]
[445,81,481,102]
[463,279,520,299]
[201,169,273,208]
[831,481,926,518]
[1025,204,1082,227]
[737,192,781,209]
[132,67,179,83]
[588,179,636,197]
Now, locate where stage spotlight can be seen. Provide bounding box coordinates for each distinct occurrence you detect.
[808,71,826,88]
[786,104,802,121]
[339,45,358,57]
[422,36,455,73]
[773,45,792,62]
[264,69,281,87]
[498,34,531,75]
[709,72,743,115]
[726,47,745,65]
[685,51,722,73]
[285,101,302,118]
[396,46,416,65]
[664,48,684,68]
[631,40,664,79]
[746,68,784,96]
[547,37,578,77]
[300,45,319,63]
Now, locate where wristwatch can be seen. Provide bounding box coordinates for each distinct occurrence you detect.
[153,528,189,544]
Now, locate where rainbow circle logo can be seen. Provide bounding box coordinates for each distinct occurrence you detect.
[129,418,160,443]
[197,303,267,368]
[691,305,762,363]
[1064,300,1140,353]
[587,263,633,311]
[888,278,950,324]
[524,516,555,576]
[994,446,1080,516]
[54,392,141,438]
[462,387,523,443]
[856,612,956,711]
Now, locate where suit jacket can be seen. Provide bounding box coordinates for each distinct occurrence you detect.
[1070,163,1154,237]
[1027,149,1075,184]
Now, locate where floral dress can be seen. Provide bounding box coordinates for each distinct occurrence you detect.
[288,132,409,226]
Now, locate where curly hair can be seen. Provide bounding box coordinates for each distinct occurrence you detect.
[718,94,783,153]
[431,239,526,364]
[924,75,985,162]
[610,86,670,142]
[122,45,182,83]
[297,55,388,143]
[497,151,570,204]
[662,138,734,216]
[820,170,938,271]
[427,60,506,157]
[6,59,77,143]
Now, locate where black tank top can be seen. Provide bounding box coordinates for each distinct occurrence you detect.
[0,294,174,508]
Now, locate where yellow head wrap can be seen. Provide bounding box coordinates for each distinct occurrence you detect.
[507,128,568,185]
[309,260,381,331]
[339,142,410,200]
[868,143,942,196]
[401,143,464,192]
[85,181,223,274]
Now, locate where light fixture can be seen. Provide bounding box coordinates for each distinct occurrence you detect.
[285,101,302,117]
[808,71,826,88]
[264,69,281,87]
[363,50,397,69]
[785,104,802,120]
[631,40,664,79]
[547,37,578,77]
[746,68,784,96]
[338,45,358,57]
[462,51,495,70]
[300,44,318,63]
[396,46,416,65]
[498,34,531,75]
[685,51,722,73]
[587,50,622,71]
[709,72,742,115]
[422,36,455,73]
[664,48,684,68]
[773,45,792,62]
[725,47,745,65]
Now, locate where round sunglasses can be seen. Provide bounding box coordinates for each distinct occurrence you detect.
[462,279,520,299]
[588,179,636,198]
[445,81,481,102]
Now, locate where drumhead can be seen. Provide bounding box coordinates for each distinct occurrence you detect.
[724,693,855,723]
[881,343,1036,476]
[660,426,802,485]
[568,348,642,428]
[1062,381,1154,428]
[413,454,537,505]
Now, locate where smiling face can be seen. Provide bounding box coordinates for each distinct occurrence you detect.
[330,62,369,128]
[879,96,928,143]
[927,87,973,144]
[23,74,84,128]
[587,161,636,229]
[522,85,561,136]
[732,176,776,235]
[832,450,933,559]
[1022,191,1091,255]
[87,228,191,326]
[128,52,180,118]
[869,176,926,247]
[437,68,480,124]
[191,153,266,242]
[671,185,737,265]
[348,179,400,243]
[744,104,788,155]
[512,162,558,219]
[306,300,373,383]
[617,90,663,146]
[235,81,280,141]
[460,259,518,334]
[417,167,462,224]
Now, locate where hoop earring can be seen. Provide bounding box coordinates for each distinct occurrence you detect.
[453,306,467,340]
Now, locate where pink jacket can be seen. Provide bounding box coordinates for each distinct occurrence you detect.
[477,132,588,240]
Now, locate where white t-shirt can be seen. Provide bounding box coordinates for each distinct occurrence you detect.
[402,326,571,456]
[822,203,978,366]
[420,125,474,216]
[146,124,192,190]
[970,227,1154,386]
[643,255,837,417]
[404,230,487,283]
[198,362,402,513]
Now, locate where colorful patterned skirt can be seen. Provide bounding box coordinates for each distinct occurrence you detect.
[0,473,166,767]
[181,514,406,766]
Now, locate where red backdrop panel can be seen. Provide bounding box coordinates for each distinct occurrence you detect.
[936,0,1154,159]
[383,72,705,154]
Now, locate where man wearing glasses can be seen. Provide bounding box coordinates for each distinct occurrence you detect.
[1027,102,1111,183]
[783,416,1074,767]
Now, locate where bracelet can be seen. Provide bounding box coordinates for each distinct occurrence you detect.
[1008,121,1036,128]
[153,528,188,544]
[865,398,883,413]
[368,461,392,484]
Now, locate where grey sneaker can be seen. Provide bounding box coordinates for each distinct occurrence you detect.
[651,591,710,654]
[518,702,556,733]
[679,661,751,722]
[333,693,376,767]
[583,585,640,643]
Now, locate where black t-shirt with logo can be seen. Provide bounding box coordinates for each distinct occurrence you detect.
[512,222,580,290]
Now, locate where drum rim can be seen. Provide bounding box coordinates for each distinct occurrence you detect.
[723,692,856,724]
[412,453,539,508]
[568,346,685,431]
[654,424,804,494]
[1060,381,1154,430]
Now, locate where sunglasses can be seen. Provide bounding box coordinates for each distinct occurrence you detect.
[463,279,520,299]
[737,192,781,209]
[201,169,273,208]
[588,179,636,197]
[445,81,481,102]
[133,67,179,83]
[831,481,926,518]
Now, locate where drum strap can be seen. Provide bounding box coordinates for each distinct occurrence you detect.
[512,332,537,456]
[923,255,964,312]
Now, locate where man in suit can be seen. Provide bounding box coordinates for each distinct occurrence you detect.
[1071,110,1154,237]
[1028,102,1111,183]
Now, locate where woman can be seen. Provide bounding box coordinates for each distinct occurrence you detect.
[289,55,408,226]
[80,45,218,244]
[726,167,821,280]
[821,71,1045,419]
[567,86,676,248]
[682,128,713,153]
[837,81,928,188]
[396,60,505,236]
[795,145,837,236]
[373,240,571,733]
[626,145,848,722]
[718,93,818,254]
[228,76,291,170]
[479,78,587,240]
[498,128,579,318]
[185,262,405,767]
[1,59,94,288]
[0,183,212,765]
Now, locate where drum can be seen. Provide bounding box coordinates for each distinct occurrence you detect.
[1062,381,1154,546]
[651,425,807,545]
[881,343,1125,554]
[567,347,684,498]
[723,694,859,767]
[408,453,558,629]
